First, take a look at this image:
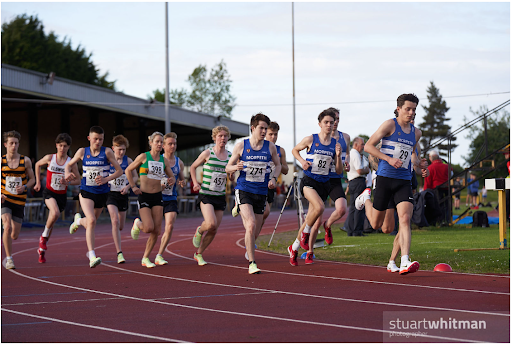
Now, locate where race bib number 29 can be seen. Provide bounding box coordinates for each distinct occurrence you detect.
[393,143,412,168]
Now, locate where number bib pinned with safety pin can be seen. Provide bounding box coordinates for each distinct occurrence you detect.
[311,154,332,175]
[245,161,268,183]
[147,161,164,180]
[109,174,127,192]
[85,167,104,186]
[209,172,227,192]
[393,143,413,168]
[50,174,66,191]
[5,176,22,194]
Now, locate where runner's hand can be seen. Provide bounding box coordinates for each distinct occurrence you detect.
[387,157,403,169]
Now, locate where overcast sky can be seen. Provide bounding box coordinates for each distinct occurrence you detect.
[2,2,510,166]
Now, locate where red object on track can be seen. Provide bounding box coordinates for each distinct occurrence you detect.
[434,263,453,272]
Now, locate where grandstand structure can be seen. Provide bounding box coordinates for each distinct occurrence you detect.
[1,64,249,161]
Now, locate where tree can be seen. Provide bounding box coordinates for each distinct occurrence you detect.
[417,81,456,158]
[1,14,116,90]
[463,106,510,177]
[151,60,236,118]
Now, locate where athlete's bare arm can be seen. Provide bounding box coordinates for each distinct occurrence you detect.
[22,157,36,194]
[226,142,244,174]
[178,160,186,188]
[190,149,210,191]
[65,147,85,182]
[163,157,176,187]
[126,153,146,195]
[292,135,314,171]
[268,142,281,189]
[343,132,351,172]
[34,154,52,192]
[99,148,123,185]
[279,147,289,175]
[334,143,343,175]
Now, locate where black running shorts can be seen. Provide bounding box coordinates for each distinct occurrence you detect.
[235,189,266,214]
[300,175,330,202]
[137,191,163,209]
[43,188,68,213]
[198,194,227,211]
[106,191,129,212]
[328,178,346,202]
[373,176,413,211]
[80,190,108,209]
[163,199,179,214]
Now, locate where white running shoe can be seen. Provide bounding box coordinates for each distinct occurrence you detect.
[387,261,399,273]
[69,213,81,234]
[355,188,371,211]
[400,260,420,275]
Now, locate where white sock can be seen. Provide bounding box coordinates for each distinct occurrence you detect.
[292,239,300,251]
[88,250,96,259]
[42,227,50,238]
[6,256,12,260]
[303,225,311,234]
[389,260,395,265]
[401,255,409,265]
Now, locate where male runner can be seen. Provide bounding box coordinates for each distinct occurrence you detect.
[34,133,80,263]
[226,113,281,274]
[355,94,428,275]
[288,108,343,266]
[311,107,349,246]
[1,130,35,269]
[106,135,138,264]
[65,126,123,268]
[191,126,234,265]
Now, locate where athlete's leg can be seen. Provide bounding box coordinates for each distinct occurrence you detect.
[296,187,325,241]
[157,211,177,256]
[44,198,61,239]
[78,195,98,252]
[257,202,271,240]
[143,206,163,259]
[2,213,20,257]
[240,204,260,262]
[119,211,127,231]
[197,203,222,255]
[325,197,347,229]
[396,201,414,257]
[107,204,122,254]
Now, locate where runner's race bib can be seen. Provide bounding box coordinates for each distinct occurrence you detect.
[50,173,66,191]
[245,161,267,183]
[311,154,332,175]
[109,174,126,192]
[5,176,22,194]
[393,143,413,169]
[85,166,104,186]
[147,161,164,180]
[209,171,227,192]
[161,176,174,195]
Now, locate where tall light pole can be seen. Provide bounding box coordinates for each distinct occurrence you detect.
[164,2,171,133]
[292,2,296,171]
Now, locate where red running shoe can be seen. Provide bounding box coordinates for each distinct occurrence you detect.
[300,232,310,251]
[39,236,48,250]
[324,221,333,245]
[37,248,46,263]
[287,245,298,266]
[305,252,314,264]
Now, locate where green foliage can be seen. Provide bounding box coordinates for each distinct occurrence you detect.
[151,60,236,118]
[1,14,116,90]
[418,81,457,158]
[463,106,510,177]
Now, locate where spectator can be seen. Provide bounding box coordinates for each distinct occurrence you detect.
[346,137,370,236]
[452,176,462,210]
[424,150,450,224]
[467,172,479,209]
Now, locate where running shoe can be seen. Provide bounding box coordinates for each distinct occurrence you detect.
[141,257,156,268]
[324,221,333,245]
[287,245,298,266]
[39,236,48,250]
[69,213,81,234]
[117,252,125,264]
[399,260,419,275]
[37,248,46,263]
[131,218,141,240]
[387,261,399,273]
[300,231,310,251]
[248,262,261,274]
[155,255,168,266]
[305,252,314,264]
[232,203,240,217]
[5,258,15,270]
[194,253,207,266]
[89,256,102,268]
[192,226,202,248]
[355,188,372,211]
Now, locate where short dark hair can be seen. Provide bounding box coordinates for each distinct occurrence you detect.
[268,121,280,132]
[318,108,337,123]
[327,107,339,115]
[3,130,21,143]
[250,113,270,128]
[55,133,72,146]
[89,126,104,135]
[394,94,419,117]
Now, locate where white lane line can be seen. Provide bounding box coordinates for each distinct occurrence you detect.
[1,308,187,343]
[102,262,509,318]
[3,270,486,343]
